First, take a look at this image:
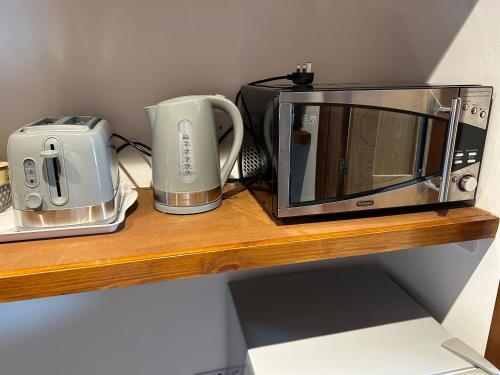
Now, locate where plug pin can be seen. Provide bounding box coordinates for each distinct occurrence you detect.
[306,62,312,73]
[296,64,301,73]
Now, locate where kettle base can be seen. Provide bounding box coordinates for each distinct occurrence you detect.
[154,197,222,215]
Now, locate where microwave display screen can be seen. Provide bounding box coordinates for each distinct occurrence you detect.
[289,105,448,204]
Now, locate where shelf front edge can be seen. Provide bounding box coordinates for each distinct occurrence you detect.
[0,212,497,302]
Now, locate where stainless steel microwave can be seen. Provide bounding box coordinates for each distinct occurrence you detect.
[238,84,493,219]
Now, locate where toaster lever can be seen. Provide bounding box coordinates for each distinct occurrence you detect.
[40,149,59,159]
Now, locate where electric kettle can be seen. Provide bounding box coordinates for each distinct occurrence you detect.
[145,95,243,214]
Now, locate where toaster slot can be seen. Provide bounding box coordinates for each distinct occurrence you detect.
[42,137,68,205]
[60,116,99,128]
[49,144,62,197]
[29,117,61,127]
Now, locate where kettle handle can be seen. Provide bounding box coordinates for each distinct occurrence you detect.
[207,95,244,187]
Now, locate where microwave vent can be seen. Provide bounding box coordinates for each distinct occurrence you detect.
[241,143,266,179]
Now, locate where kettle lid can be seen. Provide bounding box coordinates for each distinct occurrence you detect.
[157,95,207,106]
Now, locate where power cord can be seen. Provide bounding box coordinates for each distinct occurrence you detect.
[221,62,315,179]
[219,62,314,144]
[112,133,152,157]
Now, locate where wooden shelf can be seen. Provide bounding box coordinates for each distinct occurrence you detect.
[0,187,498,302]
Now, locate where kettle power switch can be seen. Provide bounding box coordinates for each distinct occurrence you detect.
[25,192,43,210]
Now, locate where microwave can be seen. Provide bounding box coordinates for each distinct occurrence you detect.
[238,84,493,219]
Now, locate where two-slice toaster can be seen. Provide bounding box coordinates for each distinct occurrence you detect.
[7,116,120,228]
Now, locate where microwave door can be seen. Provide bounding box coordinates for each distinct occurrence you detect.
[314,106,349,201]
[288,104,451,208]
[289,105,349,204]
[276,88,488,218]
[343,107,424,196]
[343,107,449,198]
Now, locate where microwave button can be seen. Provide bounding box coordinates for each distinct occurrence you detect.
[467,159,476,164]
[459,175,478,192]
[454,160,463,165]
[480,111,487,118]
[471,107,478,114]
[468,152,477,157]
[455,152,464,157]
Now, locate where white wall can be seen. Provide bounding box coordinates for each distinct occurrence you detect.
[1,0,499,374]
[383,0,500,353]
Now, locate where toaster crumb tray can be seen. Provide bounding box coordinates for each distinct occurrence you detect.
[0,184,137,243]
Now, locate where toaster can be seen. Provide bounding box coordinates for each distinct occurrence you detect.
[7,116,120,228]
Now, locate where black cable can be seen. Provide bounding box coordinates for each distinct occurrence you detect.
[248,75,289,86]
[218,127,234,145]
[235,90,241,108]
[116,141,151,154]
[219,74,293,181]
[218,93,255,145]
[112,133,152,157]
[235,75,288,108]
[131,141,151,151]
[219,76,290,145]
[220,69,314,179]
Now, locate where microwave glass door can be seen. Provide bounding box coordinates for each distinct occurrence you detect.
[289,105,448,205]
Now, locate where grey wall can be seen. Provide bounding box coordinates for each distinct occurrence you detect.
[0,0,478,159]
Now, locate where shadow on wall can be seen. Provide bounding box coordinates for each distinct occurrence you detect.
[0,0,479,159]
[378,239,494,322]
[0,275,232,375]
[229,266,430,349]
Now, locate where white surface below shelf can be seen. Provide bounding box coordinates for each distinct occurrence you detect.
[246,318,475,375]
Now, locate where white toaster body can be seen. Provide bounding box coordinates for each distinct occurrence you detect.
[7,116,120,228]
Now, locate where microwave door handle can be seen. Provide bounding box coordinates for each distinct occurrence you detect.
[438,97,462,202]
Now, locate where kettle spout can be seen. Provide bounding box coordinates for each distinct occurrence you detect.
[144,105,157,130]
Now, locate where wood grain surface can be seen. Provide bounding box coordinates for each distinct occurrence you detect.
[0,187,497,302]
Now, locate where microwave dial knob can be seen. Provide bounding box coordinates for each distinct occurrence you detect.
[459,174,478,192]
[25,192,43,210]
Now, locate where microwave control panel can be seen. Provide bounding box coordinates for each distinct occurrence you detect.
[448,86,492,200]
[459,86,492,130]
[451,123,485,172]
[451,87,491,173]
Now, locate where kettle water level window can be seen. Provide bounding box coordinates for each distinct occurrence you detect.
[289,105,447,204]
[177,119,197,183]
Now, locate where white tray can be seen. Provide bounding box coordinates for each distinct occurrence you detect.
[0,183,138,243]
